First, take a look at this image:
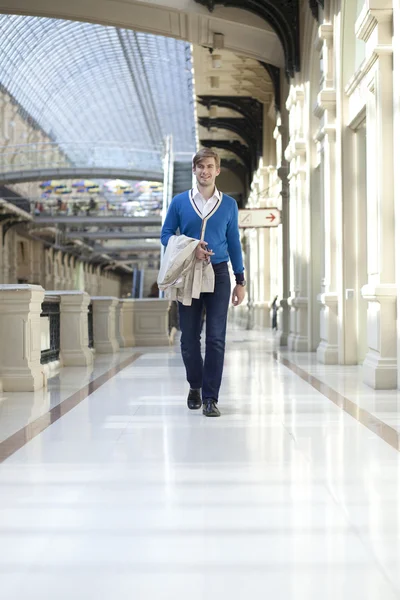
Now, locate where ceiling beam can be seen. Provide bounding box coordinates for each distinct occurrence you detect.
[197,96,263,132]
[200,139,253,179]
[193,0,300,78]
[199,117,261,163]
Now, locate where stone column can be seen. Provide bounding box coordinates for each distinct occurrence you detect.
[358,4,396,388]
[5,229,17,283]
[118,299,135,347]
[44,249,53,290]
[91,296,120,353]
[63,255,73,290]
[94,266,102,295]
[133,299,169,346]
[285,85,308,351]
[255,225,271,328]
[30,240,43,286]
[46,290,93,366]
[53,251,62,290]
[0,284,45,391]
[314,21,339,364]
[393,0,400,388]
[273,110,290,346]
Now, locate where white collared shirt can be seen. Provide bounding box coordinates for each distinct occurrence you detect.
[192,183,221,218]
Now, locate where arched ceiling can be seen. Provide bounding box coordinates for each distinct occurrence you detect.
[0,14,197,154]
[0,8,285,269]
[0,0,285,68]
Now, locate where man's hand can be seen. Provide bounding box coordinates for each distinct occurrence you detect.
[231,284,246,306]
[195,241,213,261]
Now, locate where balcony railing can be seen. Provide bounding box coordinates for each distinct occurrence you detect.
[0,142,164,175]
[88,303,94,349]
[40,296,61,364]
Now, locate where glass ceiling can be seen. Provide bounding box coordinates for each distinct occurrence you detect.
[0,15,196,161]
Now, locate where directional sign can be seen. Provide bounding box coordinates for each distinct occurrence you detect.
[238,208,281,228]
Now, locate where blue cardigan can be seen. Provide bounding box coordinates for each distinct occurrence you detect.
[160,190,244,275]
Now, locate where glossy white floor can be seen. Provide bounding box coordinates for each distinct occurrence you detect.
[1,330,400,599]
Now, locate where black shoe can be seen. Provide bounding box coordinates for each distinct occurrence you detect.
[202,401,221,417]
[187,388,202,410]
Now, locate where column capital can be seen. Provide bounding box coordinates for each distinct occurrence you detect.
[361,284,397,302]
[314,89,336,118]
[284,139,306,161]
[318,22,333,43]
[286,85,305,111]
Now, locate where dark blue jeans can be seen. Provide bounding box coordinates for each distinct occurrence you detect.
[178,261,231,403]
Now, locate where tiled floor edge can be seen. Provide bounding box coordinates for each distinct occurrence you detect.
[273,351,400,453]
[0,352,142,464]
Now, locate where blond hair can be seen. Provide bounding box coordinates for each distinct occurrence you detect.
[192,148,221,170]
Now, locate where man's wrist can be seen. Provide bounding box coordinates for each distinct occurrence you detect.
[235,272,246,286]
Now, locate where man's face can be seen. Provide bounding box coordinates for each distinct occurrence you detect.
[193,158,220,188]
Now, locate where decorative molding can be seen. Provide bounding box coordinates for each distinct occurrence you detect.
[356,6,392,43]
[314,88,336,116]
[361,284,397,302]
[319,22,333,42]
[193,0,300,77]
[285,138,307,161]
[286,84,305,111]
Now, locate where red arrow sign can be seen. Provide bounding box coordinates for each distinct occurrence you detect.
[238,208,281,227]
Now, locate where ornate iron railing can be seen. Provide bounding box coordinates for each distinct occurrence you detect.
[88,303,94,349]
[40,296,61,364]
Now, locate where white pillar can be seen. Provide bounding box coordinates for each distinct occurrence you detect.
[358,5,397,388]
[46,290,93,366]
[0,284,45,391]
[393,0,400,388]
[273,109,290,346]
[117,299,135,347]
[133,299,169,346]
[314,21,339,364]
[91,296,120,353]
[285,85,308,351]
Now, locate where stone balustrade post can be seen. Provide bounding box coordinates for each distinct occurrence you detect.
[133,298,169,346]
[46,290,93,366]
[91,296,120,353]
[0,284,45,391]
[117,299,135,347]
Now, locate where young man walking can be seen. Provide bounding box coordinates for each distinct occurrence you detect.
[160,148,246,417]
